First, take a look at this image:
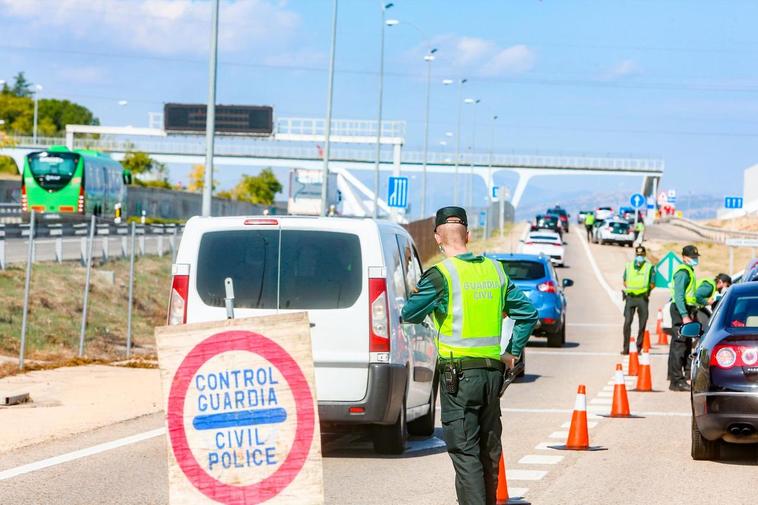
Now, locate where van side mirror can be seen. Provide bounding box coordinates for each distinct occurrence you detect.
[562,278,574,288]
[679,321,703,339]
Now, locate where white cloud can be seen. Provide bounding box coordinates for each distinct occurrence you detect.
[55,65,108,85]
[0,0,300,55]
[606,59,640,79]
[421,35,535,77]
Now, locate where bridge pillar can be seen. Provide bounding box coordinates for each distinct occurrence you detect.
[511,170,534,209]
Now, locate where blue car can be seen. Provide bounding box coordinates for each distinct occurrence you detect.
[486,252,573,347]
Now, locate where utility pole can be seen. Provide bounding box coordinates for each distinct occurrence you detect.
[201,0,220,217]
[320,0,339,216]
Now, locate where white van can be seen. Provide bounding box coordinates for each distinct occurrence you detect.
[167,216,438,454]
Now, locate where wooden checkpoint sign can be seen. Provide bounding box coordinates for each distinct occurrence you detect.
[155,313,324,504]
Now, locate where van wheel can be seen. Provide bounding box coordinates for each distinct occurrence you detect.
[547,325,564,348]
[372,395,407,454]
[408,378,437,437]
[691,416,719,460]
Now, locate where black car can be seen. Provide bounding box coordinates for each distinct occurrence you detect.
[546,207,569,233]
[685,282,758,460]
[532,214,562,238]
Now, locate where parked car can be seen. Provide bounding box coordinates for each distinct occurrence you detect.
[686,282,758,460]
[546,206,570,232]
[618,206,635,222]
[589,219,606,243]
[595,219,635,247]
[168,216,438,454]
[738,259,758,283]
[577,210,593,225]
[487,253,573,348]
[519,230,565,266]
[595,206,614,221]
[532,214,563,238]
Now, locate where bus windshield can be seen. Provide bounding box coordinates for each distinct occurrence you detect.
[28,151,79,191]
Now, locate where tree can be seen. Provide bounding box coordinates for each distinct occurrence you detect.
[227,168,282,205]
[122,151,159,175]
[10,72,33,98]
[188,164,218,192]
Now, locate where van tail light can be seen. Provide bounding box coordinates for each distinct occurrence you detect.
[21,182,27,212]
[711,343,758,368]
[537,280,556,293]
[369,277,390,352]
[167,264,190,325]
[77,184,85,213]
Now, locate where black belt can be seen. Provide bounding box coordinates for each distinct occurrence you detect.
[625,293,649,298]
[439,357,505,373]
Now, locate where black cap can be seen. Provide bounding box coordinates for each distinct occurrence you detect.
[716,273,732,284]
[435,206,468,230]
[635,245,647,256]
[682,245,700,258]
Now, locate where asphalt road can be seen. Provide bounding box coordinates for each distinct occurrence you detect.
[1,228,756,504]
[644,222,707,243]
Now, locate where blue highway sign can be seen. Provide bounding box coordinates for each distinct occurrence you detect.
[479,211,487,227]
[492,186,500,200]
[387,176,409,208]
[630,193,645,209]
[724,196,743,209]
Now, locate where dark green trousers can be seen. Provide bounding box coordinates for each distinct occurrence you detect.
[439,367,503,505]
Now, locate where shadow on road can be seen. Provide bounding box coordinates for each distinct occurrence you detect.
[321,427,447,459]
[713,443,758,465]
[527,341,580,349]
[514,373,542,384]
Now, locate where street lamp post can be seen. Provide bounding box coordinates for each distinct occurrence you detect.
[32,84,42,144]
[444,78,467,206]
[464,98,480,210]
[421,48,437,218]
[488,114,498,198]
[320,0,339,216]
[372,3,394,219]
[201,0,220,217]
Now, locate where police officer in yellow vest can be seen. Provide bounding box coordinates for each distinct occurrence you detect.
[402,207,538,505]
[622,245,655,354]
[668,245,700,391]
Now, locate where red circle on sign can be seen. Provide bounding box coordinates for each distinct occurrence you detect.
[167,330,315,504]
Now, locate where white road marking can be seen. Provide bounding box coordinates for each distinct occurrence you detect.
[548,431,568,439]
[508,469,548,481]
[602,385,614,391]
[518,454,564,465]
[527,351,626,357]
[590,398,613,405]
[534,442,554,450]
[0,428,166,481]
[503,407,686,417]
[566,323,620,327]
[597,391,613,397]
[508,487,529,497]
[561,421,598,428]
[576,229,624,312]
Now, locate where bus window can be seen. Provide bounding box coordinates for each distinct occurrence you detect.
[27,152,79,191]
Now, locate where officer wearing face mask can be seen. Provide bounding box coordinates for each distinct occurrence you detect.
[668,245,700,391]
[622,245,655,354]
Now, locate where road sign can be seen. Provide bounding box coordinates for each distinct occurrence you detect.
[724,196,744,209]
[387,176,408,208]
[164,103,274,136]
[492,186,500,201]
[630,193,645,209]
[654,251,683,288]
[156,313,323,504]
[657,192,668,205]
[667,189,677,204]
[726,237,758,248]
[479,211,487,227]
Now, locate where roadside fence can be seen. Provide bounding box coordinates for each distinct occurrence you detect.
[12,211,176,369]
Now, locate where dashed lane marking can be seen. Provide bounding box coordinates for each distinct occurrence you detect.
[509,487,529,497]
[508,470,548,481]
[561,421,598,428]
[0,428,166,481]
[534,442,554,450]
[597,391,613,397]
[548,431,569,439]
[527,351,627,357]
[518,455,564,465]
[590,398,612,405]
[575,228,624,312]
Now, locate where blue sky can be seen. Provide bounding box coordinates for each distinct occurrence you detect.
[1,0,757,209]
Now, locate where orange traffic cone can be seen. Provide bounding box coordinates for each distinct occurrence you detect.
[549,385,606,451]
[642,330,652,352]
[496,454,531,505]
[610,363,630,416]
[656,309,669,345]
[628,338,640,376]
[635,352,653,392]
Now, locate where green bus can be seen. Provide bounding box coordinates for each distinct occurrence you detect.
[22,146,131,218]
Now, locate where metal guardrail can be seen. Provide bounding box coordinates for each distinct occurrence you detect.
[667,217,758,243]
[0,221,183,239]
[8,135,665,173]
[276,117,405,139]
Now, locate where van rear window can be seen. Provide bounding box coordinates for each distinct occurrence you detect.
[196,229,362,309]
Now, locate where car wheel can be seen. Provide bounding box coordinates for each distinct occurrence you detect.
[691,415,719,460]
[547,325,563,348]
[408,374,437,437]
[599,238,605,245]
[372,394,408,454]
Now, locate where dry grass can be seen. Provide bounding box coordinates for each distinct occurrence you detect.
[0,255,171,374]
[703,216,758,232]
[643,239,755,279]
